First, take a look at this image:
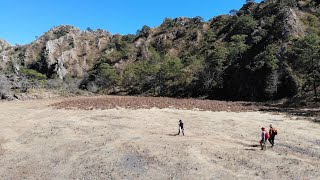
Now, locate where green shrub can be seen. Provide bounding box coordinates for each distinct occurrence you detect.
[21,68,47,80]
[231,15,258,35]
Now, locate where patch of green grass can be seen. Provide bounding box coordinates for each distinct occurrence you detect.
[301,13,320,35]
[21,68,47,80]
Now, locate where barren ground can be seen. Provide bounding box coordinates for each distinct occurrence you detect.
[0,96,319,179]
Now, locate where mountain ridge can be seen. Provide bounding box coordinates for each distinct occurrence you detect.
[1,0,319,102]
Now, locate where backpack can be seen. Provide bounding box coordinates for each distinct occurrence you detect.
[273,129,278,135]
[265,132,270,139]
[270,128,278,136]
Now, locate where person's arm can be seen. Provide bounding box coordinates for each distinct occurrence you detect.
[262,132,265,141]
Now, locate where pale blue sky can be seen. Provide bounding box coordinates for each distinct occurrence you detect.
[0,0,261,45]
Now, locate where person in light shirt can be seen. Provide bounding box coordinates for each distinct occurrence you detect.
[260,127,268,150]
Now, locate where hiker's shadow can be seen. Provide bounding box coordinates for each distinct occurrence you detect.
[244,148,257,151]
[237,142,260,151]
[248,144,259,147]
[244,144,260,151]
[167,133,179,136]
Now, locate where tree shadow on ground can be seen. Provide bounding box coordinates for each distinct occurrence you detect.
[259,107,320,123]
[257,95,320,123]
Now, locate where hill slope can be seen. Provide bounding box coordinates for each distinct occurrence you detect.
[1,0,320,101]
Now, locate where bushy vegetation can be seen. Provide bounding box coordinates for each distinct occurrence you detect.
[20,68,47,80]
[290,33,320,99]
[81,63,120,93]
[76,0,320,101]
[122,49,187,96]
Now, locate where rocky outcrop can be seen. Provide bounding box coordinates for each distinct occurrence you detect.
[20,25,112,78]
[0,74,21,100]
[0,25,112,79]
[0,39,10,52]
[0,39,12,70]
[282,9,306,39]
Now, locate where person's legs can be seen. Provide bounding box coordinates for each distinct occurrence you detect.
[260,140,266,150]
[182,128,184,136]
[272,137,275,146]
[269,137,275,147]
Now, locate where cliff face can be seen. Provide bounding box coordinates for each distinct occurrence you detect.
[1,26,106,78]
[1,1,319,101]
[0,39,12,70]
[12,25,112,78]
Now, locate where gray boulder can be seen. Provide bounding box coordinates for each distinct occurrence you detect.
[0,75,14,100]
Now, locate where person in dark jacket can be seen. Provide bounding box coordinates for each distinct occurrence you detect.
[177,120,184,136]
[268,124,277,147]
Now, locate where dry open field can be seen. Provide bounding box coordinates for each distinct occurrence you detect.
[0,96,319,179]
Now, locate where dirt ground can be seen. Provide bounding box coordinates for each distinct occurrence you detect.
[0,96,319,179]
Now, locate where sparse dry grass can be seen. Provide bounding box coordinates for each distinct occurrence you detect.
[0,97,319,179]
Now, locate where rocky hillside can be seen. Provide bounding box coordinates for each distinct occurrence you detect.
[1,0,320,101]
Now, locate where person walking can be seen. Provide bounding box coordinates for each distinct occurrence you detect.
[260,127,269,150]
[268,124,278,147]
[177,120,184,136]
